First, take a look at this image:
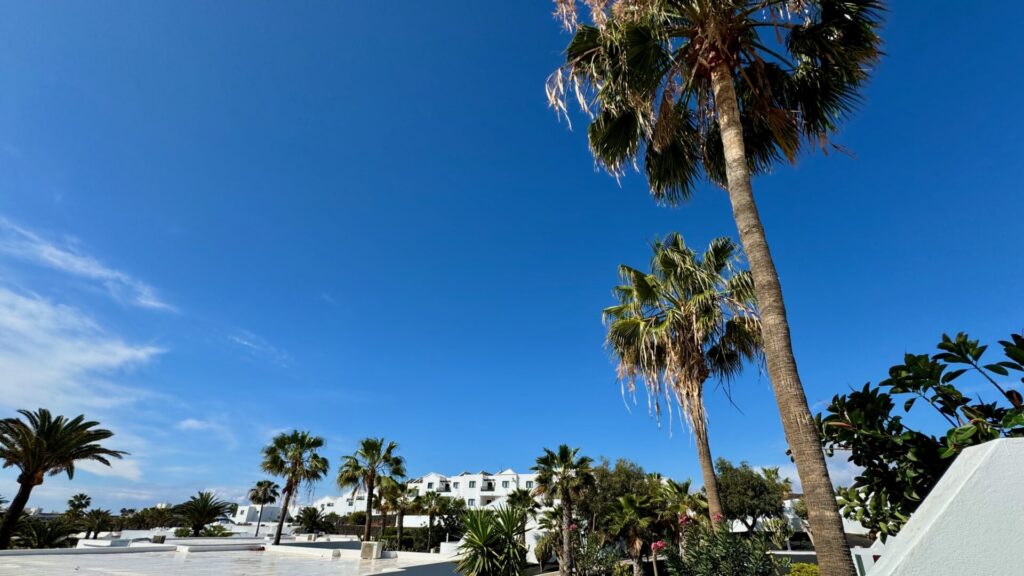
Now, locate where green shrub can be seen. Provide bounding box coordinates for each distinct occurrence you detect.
[173,527,191,538]
[787,564,819,576]
[666,522,784,576]
[200,524,232,537]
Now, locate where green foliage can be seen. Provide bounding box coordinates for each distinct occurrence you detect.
[666,521,783,576]
[260,430,329,544]
[336,437,406,539]
[715,459,785,531]
[175,491,232,537]
[295,507,329,534]
[457,507,528,576]
[787,564,820,576]
[66,493,91,517]
[572,533,618,576]
[81,508,113,539]
[200,524,232,537]
[174,527,192,538]
[13,516,78,549]
[818,332,1024,539]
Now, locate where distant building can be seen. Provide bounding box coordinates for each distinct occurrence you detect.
[231,504,285,524]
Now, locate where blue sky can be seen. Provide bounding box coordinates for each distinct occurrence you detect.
[1,2,1022,511]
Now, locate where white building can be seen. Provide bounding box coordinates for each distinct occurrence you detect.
[407,468,539,510]
[232,504,285,524]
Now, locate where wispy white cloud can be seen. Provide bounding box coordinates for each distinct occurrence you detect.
[0,216,173,311]
[228,330,290,366]
[77,458,144,482]
[0,287,163,413]
[175,418,239,450]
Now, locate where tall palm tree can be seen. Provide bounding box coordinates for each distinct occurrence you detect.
[608,494,656,576]
[549,3,882,574]
[605,234,760,524]
[532,445,594,576]
[336,437,406,542]
[0,408,127,550]
[414,490,447,552]
[261,430,330,545]
[248,480,280,537]
[176,491,232,537]
[66,493,91,518]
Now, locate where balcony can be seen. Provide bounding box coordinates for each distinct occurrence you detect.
[481,483,496,492]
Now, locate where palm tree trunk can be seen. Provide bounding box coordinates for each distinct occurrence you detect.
[693,396,724,527]
[427,514,434,551]
[255,504,265,537]
[0,481,34,550]
[396,510,405,550]
[273,489,293,546]
[560,495,572,576]
[363,476,375,541]
[709,62,854,576]
[379,510,386,540]
[632,558,643,576]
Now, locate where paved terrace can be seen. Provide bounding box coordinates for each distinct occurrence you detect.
[0,547,459,576]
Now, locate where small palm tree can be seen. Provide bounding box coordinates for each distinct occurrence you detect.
[532,445,594,576]
[504,488,537,547]
[247,480,280,537]
[81,508,113,540]
[66,493,91,517]
[657,478,706,548]
[13,516,78,549]
[295,506,327,534]
[549,4,883,574]
[415,490,448,552]
[605,234,760,524]
[336,437,406,542]
[176,491,231,537]
[608,495,655,576]
[0,409,127,549]
[261,430,330,545]
[389,484,417,550]
[377,477,407,541]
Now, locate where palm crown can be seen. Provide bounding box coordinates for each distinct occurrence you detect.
[0,409,127,485]
[337,437,405,541]
[532,444,594,504]
[604,233,760,434]
[549,0,883,200]
[248,480,280,506]
[261,430,330,496]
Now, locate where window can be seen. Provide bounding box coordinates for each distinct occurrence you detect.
[468,499,476,506]
[469,481,476,488]
[525,481,534,489]
[427,482,434,489]
[453,482,460,489]
[502,481,509,488]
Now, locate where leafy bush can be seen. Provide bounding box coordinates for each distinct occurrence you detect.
[13,517,78,549]
[200,524,232,537]
[173,527,192,538]
[666,521,783,576]
[787,564,819,576]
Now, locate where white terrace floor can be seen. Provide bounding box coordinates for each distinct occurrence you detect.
[0,549,451,576]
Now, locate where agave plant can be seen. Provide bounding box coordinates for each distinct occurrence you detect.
[457,507,528,576]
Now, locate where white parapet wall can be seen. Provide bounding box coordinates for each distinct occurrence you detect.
[869,438,1024,576]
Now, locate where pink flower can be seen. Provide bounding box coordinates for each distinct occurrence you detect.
[712,513,724,523]
[650,540,666,553]
[568,523,578,532]
[678,515,690,526]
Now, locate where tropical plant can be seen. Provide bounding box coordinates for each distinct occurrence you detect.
[295,506,329,534]
[66,493,92,519]
[715,458,785,531]
[378,478,410,541]
[200,523,232,537]
[176,491,232,537]
[336,437,406,542]
[607,494,656,576]
[818,332,1024,540]
[12,516,78,549]
[657,478,707,547]
[457,507,528,576]
[247,479,280,537]
[0,408,127,549]
[414,490,448,551]
[261,430,330,545]
[549,3,884,574]
[532,445,594,576]
[81,508,113,539]
[605,233,760,524]
[789,563,821,576]
[174,527,192,538]
[667,518,783,576]
[505,488,537,546]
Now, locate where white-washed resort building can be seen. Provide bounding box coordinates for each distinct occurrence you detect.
[308,468,541,524]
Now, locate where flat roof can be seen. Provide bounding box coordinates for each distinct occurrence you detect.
[0,548,456,576]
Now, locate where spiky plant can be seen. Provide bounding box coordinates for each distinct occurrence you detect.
[176,491,231,537]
